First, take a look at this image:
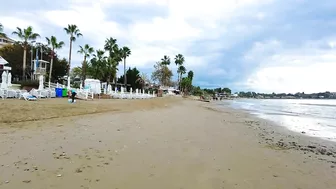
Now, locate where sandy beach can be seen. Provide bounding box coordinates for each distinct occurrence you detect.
[0,97,335,189]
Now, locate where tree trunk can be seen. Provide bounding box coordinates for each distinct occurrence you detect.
[23,47,27,80]
[68,38,73,76]
[107,75,110,92]
[123,58,126,90]
[82,56,86,87]
[177,73,179,90]
[179,73,182,90]
[49,50,54,86]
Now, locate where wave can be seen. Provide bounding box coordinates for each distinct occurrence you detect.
[224,99,336,141]
[299,103,336,108]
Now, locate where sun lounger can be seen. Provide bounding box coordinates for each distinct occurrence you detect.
[22,92,37,101]
[0,89,7,100]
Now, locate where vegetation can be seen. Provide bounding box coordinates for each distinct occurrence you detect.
[46,36,65,84]
[64,24,82,76]
[0,23,6,37]
[12,26,40,80]
[78,44,94,86]
[0,43,67,82]
[203,88,232,95]
[120,46,131,86]
[151,61,173,86]
[237,91,336,99]
[174,54,185,90]
[16,80,39,89]
[117,67,142,90]
[0,22,212,97]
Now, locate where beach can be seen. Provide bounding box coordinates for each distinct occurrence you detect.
[0,98,335,189]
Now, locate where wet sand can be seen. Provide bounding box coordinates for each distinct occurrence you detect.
[0,98,335,189]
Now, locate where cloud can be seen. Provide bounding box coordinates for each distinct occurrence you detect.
[1,0,336,92]
[240,37,336,93]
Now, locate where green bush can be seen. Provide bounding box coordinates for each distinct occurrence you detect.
[19,80,39,89]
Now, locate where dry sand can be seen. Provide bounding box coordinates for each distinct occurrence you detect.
[0,98,335,189]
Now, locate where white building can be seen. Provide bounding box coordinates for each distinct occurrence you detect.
[0,36,15,48]
[159,86,177,95]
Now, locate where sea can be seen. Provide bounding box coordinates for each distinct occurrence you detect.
[219,99,336,142]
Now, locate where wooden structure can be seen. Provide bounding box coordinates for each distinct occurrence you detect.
[32,59,49,80]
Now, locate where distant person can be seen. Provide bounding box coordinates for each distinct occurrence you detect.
[71,89,76,103]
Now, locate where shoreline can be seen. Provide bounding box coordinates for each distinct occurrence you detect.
[208,101,336,166]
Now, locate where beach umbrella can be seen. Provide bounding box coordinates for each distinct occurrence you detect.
[7,72,12,87]
[38,75,44,90]
[1,71,8,89]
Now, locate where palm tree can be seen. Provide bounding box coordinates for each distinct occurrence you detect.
[64,24,82,76]
[174,54,185,90]
[78,44,94,87]
[90,49,107,80]
[178,65,186,87]
[46,36,65,85]
[12,26,40,80]
[187,70,194,81]
[104,37,118,57]
[0,23,6,37]
[104,37,122,85]
[161,55,171,65]
[120,46,131,87]
[109,60,119,86]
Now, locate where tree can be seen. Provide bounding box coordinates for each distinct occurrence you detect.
[174,54,185,89]
[177,65,186,85]
[64,24,82,76]
[151,61,173,86]
[136,72,149,90]
[0,23,6,37]
[0,43,67,82]
[12,26,40,80]
[0,43,30,79]
[78,44,94,86]
[51,58,68,82]
[117,67,142,90]
[222,87,231,94]
[46,36,65,84]
[104,37,121,86]
[120,46,131,86]
[187,70,194,81]
[180,77,192,95]
[88,49,107,80]
[71,66,82,78]
[161,55,171,65]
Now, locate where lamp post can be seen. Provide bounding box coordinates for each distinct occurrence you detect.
[30,41,36,80]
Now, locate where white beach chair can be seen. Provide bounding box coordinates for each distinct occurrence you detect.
[0,89,7,100]
[30,89,45,98]
[22,92,37,101]
[16,90,27,99]
[6,89,16,98]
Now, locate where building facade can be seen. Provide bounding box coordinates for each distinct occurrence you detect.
[0,36,15,48]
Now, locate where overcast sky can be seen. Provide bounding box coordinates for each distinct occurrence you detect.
[1,0,336,93]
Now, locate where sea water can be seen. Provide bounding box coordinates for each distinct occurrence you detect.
[219,99,336,142]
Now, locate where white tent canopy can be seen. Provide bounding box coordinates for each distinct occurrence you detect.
[0,56,8,65]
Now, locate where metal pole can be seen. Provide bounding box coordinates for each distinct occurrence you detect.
[30,47,33,80]
[40,44,43,60]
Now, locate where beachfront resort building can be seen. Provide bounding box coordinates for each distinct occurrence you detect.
[0,36,15,48]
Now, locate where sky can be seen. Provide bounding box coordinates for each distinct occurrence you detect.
[1,0,336,93]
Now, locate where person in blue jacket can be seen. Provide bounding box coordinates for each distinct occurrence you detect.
[71,89,76,103]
